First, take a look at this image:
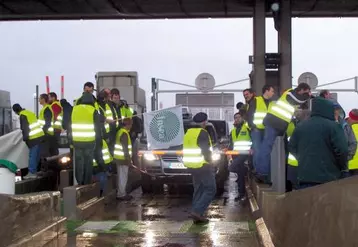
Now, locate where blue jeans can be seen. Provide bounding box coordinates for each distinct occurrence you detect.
[94,172,106,194]
[251,129,264,171]
[190,166,217,216]
[229,155,248,196]
[257,125,278,176]
[28,145,41,174]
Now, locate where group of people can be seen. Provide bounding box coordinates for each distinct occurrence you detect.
[13,81,143,201]
[228,84,358,199]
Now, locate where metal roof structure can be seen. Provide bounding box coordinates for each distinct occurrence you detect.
[1,0,358,21]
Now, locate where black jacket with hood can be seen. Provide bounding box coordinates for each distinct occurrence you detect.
[289,97,348,184]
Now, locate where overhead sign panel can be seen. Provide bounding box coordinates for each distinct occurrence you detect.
[176,93,235,107]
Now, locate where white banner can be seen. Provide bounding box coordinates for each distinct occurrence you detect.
[0,129,29,169]
[143,105,184,150]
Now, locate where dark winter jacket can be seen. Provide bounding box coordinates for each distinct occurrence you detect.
[60,99,73,131]
[289,97,348,184]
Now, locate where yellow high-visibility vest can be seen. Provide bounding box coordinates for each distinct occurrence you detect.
[183,128,212,169]
[93,139,113,166]
[51,101,63,130]
[286,121,298,167]
[74,96,100,112]
[99,103,111,134]
[231,123,252,152]
[253,96,273,130]
[349,124,358,170]
[114,128,132,160]
[268,89,296,124]
[19,110,45,140]
[39,104,54,135]
[120,106,133,120]
[71,105,96,143]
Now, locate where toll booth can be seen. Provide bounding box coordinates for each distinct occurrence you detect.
[0,90,12,136]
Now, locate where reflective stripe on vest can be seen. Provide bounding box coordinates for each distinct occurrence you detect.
[253,96,271,129]
[39,105,54,135]
[349,124,358,170]
[51,101,63,130]
[114,128,132,160]
[231,124,252,152]
[287,133,298,167]
[120,106,133,119]
[268,89,296,123]
[99,104,110,134]
[19,110,45,140]
[93,140,113,166]
[183,128,212,169]
[71,105,96,142]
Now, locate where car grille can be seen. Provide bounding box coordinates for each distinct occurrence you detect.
[163,168,190,174]
[161,154,180,163]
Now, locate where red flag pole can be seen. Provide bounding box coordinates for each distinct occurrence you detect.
[61,75,64,99]
[46,76,50,94]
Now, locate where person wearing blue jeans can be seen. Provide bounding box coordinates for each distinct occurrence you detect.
[190,165,217,220]
[229,155,248,201]
[250,129,264,171]
[28,145,41,174]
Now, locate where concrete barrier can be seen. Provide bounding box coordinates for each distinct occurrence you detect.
[0,191,66,247]
[248,175,358,247]
[63,182,104,220]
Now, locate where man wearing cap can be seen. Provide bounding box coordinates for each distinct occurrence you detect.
[183,112,216,224]
[12,104,45,179]
[348,109,358,175]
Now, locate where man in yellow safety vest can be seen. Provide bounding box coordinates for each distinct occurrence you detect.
[228,111,252,202]
[39,93,55,157]
[12,104,45,179]
[113,117,133,201]
[71,92,102,185]
[257,83,311,183]
[246,85,275,173]
[183,112,215,224]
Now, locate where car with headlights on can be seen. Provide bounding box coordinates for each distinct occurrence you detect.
[138,117,229,194]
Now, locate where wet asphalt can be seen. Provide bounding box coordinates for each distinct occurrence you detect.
[58,174,260,247]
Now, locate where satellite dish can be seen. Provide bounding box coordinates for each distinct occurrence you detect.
[297,72,318,89]
[195,73,216,93]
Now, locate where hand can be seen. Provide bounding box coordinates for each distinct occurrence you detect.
[249,149,254,155]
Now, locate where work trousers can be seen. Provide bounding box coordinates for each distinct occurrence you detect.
[28,144,41,174]
[229,155,248,197]
[74,146,94,185]
[257,125,278,176]
[250,129,264,172]
[190,165,217,216]
[115,160,129,197]
[49,133,59,156]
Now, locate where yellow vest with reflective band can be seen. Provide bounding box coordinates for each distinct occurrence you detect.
[19,110,45,140]
[231,124,252,152]
[114,128,132,160]
[268,89,296,124]
[39,105,54,135]
[99,104,111,134]
[71,105,96,143]
[254,96,272,130]
[348,124,358,170]
[120,106,133,120]
[183,128,213,169]
[286,121,298,167]
[93,139,113,167]
[51,101,63,130]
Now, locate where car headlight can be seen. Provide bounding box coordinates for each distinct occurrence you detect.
[143,153,158,161]
[59,156,71,164]
[212,153,221,161]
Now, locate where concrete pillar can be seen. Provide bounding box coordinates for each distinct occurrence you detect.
[253,0,266,95]
[278,0,292,91]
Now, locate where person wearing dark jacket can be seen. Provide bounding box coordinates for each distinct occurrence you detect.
[60,99,73,131]
[289,97,348,189]
[71,92,102,185]
[256,83,311,183]
[183,112,215,224]
[13,104,45,179]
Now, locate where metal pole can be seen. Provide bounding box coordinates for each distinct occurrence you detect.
[157,89,245,93]
[151,78,156,111]
[155,79,159,110]
[355,76,358,93]
[35,85,39,118]
[315,77,356,88]
[213,78,250,88]
[271,137,286,193]
[156,78,197,88]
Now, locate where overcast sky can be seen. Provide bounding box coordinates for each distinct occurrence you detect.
[0,18,357,116]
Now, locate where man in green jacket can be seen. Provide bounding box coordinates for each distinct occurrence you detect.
[289,97,348,189]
